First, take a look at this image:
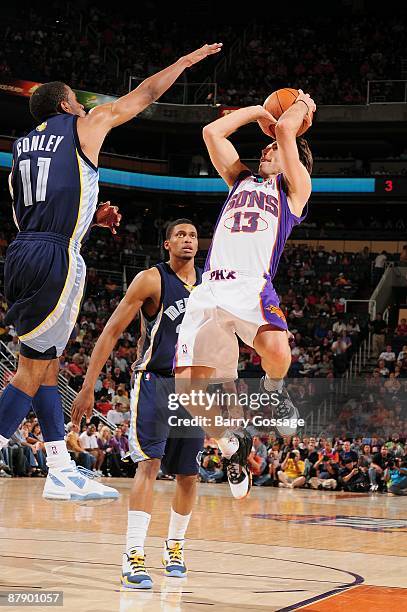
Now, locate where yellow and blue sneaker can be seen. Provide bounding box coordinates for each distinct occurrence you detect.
[162,540,187,578]
[121,550,153,589]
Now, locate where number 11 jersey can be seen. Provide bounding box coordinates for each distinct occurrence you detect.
[10,113,99,244]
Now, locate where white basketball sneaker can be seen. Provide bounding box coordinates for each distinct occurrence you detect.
[121,550,153,589]
[162,540,187,577]
[42,462,119,503]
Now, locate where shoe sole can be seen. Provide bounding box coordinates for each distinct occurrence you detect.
[43,492,119,503]
[163,565,187,578]
[162,559,187,577]
[121,576,153,590]
[164,569,187,577]
[230,469,252,500]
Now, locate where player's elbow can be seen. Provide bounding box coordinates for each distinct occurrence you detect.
[202,124,219,141]
[104,318,124,342]
[202,124,213,140]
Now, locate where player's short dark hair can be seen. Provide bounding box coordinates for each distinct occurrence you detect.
[29,81,69,122]
[297,137,313,175]
[165,218,197,240]
[280,137,313,195]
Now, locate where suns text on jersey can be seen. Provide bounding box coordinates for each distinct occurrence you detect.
[224,190,279,217]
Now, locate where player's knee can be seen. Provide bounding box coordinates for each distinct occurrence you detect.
[270,342,291,368]
[13,356,53,395]
[137,458,161,480]
[262,344,290,375]
[176,474,197,489]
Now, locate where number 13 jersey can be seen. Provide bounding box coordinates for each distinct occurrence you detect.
[204,170,307,280]
[10,113,99,244]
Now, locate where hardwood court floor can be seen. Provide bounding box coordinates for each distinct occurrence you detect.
[0,478,406,611]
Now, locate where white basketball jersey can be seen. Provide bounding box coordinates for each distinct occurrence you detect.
[205,171,307,280]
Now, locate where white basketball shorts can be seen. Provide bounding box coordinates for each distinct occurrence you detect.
[175,269,288,381]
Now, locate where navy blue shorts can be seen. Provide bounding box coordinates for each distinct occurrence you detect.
[128,372,204,475]
[4,232,86,358]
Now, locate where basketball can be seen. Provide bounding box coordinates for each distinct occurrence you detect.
[263,88,312,137]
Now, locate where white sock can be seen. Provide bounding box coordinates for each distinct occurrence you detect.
[263,375,284,393]
[217,429,239,459]
[0,434,9,450]
[45,440,72,470]
[167,508,191,548]
[126,510,151,554]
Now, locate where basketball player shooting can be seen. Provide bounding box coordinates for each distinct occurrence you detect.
[0,42,222,503]
[175,89,316,499]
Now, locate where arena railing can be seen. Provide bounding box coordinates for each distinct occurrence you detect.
[305,399,336,437]
[0,341,116,432]
[0,340,17,370]
[57,373,116,432]
[128,77,218,105]
[345,333,373,382]
[367,80,407,104]
[212,24,251,86]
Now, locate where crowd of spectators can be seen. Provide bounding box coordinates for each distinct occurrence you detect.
[2,202,407,269]
[199,433,407,495]
[0,413,137,478]
[216,16,406,107]
[1,6,406,106]
[316,310,407,442]
[238,245,374,378]
[0,4,236,102]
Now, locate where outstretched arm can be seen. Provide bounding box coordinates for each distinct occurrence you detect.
[71,268,161,425]
[77,43,222,165]
[203,105,276,187]
[274,90,316,216]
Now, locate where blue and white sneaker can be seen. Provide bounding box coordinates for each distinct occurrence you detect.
[121,550,153,589]
[42,461,119,503]
[163,540,187,577]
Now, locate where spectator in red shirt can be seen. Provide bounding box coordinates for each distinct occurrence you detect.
[96,395,113,416]
[68,356,84,377]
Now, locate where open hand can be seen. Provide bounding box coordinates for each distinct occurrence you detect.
[71,387,95,426]
[95,201,122,234]
[184,43,223,67]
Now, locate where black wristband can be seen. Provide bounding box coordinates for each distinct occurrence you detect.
[295,99,310,113]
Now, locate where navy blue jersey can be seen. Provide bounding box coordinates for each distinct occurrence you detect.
[133,262,202,375]
[10,114,99,243]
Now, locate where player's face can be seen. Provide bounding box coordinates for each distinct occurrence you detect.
[61,86,86,117]
[165,224,198,260]
[258,141,281,177]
